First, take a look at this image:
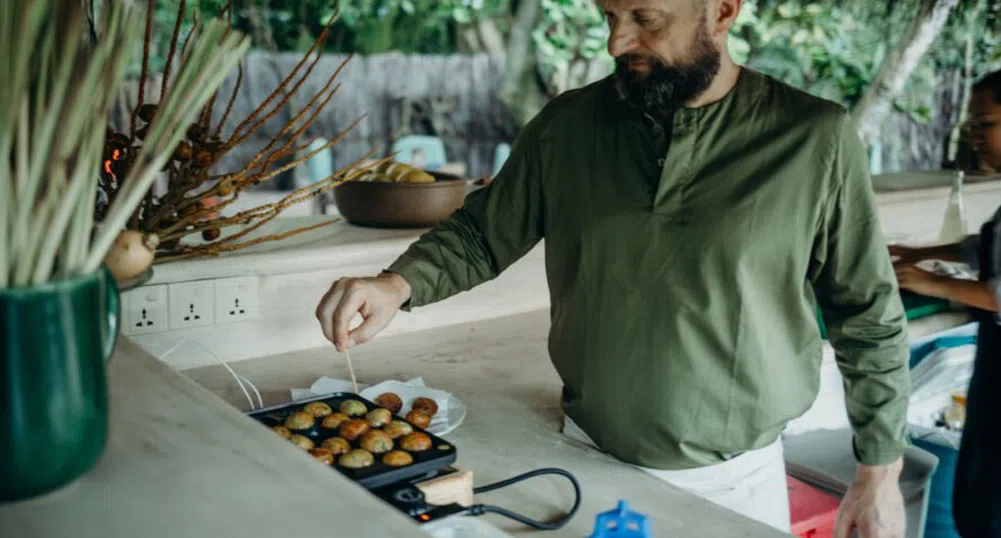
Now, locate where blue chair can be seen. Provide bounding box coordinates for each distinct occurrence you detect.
[300,137,335,214]
[493,142,511,176]
[301,137,335,184]
[391,135,446,170]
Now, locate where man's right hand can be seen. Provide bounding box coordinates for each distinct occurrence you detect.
[315,273,412,351]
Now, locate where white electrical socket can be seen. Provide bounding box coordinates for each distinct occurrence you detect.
[168,281,215,329]
[122,284,169,336]
[214,276,260,324]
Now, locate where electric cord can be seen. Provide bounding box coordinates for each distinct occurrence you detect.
[457,467,582,530]
[159,339,263,410]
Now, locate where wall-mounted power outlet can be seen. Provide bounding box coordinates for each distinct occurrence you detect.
[168,281,215,329]
[122,284,169,336]
[214,276,259,324]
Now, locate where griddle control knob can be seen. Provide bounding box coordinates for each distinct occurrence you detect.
[391,486,427,516]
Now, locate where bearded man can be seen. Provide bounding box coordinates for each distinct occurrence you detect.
[315,0,911,535]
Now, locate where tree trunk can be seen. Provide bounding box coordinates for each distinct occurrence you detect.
[851,0,961,146]
[946,0,983,165]
[498,0,547,127]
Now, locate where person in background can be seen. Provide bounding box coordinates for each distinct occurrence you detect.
[317,0,911,535]
[889,70,1001,537]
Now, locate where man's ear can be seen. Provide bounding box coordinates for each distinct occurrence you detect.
[711,0,743,37]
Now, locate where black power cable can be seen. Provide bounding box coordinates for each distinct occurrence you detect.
[458,467,582,530]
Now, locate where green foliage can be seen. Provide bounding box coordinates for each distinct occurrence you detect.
[533,0,612,93]
[734,0,1001,123]
[142,0,1001,128]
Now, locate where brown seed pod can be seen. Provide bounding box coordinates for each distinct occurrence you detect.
[202,228,221,241]
[137,103,158,122]
[217,181,234,196]
[173,141,193,162]
[106,133,130,149]
[194,149,214,169]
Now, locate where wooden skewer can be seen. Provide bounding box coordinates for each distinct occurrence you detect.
[344,347,359,394]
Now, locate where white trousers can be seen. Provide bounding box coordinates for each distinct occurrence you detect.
[562,416,792,533]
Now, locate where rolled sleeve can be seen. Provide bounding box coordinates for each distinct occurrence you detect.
[812,113,912,466]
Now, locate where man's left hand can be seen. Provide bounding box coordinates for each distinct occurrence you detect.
[834,458,906,538]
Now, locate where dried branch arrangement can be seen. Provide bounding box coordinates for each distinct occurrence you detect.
[99,0,371,270]
[1,0,248,288]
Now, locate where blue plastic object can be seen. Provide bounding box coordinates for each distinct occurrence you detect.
[589,500,650,538]
[492,143,511,176]
[391,135,447,170]
[302,137,334,185]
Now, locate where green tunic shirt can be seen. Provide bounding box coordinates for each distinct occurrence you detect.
[387,68,911,470]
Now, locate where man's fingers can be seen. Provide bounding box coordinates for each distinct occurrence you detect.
[316,281,346,345]
[349,311,388,346]
[832,510,854,538]
[333,285,365,349]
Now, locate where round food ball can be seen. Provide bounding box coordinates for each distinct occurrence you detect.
[288,434,315,450]
[374,393,403,414]
[400,432,432,452]
[406,410,432,429]
[309,448,335,465]
[303,401,333,418]
[339,399,368,417]
[339,449,375,469]
[365,408,392,428]
[382,450,414,467]
[383,420,413,440]
[338,418,371,441]
[411,397,439,416]
[321,437,352,455]
[270,425,291,439]
[359,430,394,454]
[284,411,315,431]
[321,412,350,430]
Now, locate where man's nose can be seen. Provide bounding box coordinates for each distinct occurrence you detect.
[607,24,637,57]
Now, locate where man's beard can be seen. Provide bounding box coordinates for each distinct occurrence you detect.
[613,24,721,112]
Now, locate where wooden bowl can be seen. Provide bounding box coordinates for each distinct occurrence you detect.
[333,171,469,228]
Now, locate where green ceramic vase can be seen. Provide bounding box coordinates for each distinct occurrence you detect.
[0,266,120,502]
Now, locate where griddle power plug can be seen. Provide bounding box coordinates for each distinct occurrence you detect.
[429,467,582,531]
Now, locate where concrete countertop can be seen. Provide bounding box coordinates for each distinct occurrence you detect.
[180,310,801,538]
[0,339,423,538]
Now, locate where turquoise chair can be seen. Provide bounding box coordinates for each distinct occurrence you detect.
[301,137,335,214]
[391,135,446,170]
[493,143,511,176]
[302,137,334,184]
